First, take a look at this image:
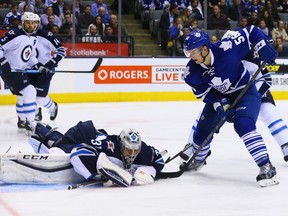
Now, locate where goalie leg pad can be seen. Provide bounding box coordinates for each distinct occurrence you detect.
[97,152,132,187]
[133,166,155,185]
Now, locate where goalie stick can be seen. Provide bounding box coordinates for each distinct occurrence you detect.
[12,57,103,74]
[68,179,107,190]
[165,62,267,168]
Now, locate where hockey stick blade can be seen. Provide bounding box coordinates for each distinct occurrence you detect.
[155,170,184,179]
[12,58,103,74]
[68,179,106,190]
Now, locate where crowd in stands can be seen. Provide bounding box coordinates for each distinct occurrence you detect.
[139,0,288,57]
[0,0,129,44]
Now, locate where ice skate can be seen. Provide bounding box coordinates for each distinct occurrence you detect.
[179,149,211,172]
[50,101,58,121]
[281,143,288,162]
[256,162,279,187]
[17,117,27,132]
[35,107,42,121]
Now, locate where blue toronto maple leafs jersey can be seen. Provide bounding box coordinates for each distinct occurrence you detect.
[184,26,268,104]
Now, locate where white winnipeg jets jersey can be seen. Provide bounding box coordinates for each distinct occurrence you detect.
[0,28,38,70]
[36,29,66,65]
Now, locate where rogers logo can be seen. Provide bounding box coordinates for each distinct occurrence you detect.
[94,66,152,84]
[98,69,108,80]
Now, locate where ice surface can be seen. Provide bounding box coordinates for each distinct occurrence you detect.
[0,101,287,216]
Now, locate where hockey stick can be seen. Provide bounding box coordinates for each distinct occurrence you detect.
[165,61,266,166]
[12,57,103,74]
[179,61,267,172]
[68,179,107,190]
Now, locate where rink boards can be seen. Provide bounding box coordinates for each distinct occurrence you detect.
[1,57,288,104]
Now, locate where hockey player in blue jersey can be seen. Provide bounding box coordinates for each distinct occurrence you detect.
[28,121,165,187]
[181,26,278,187]
[22,14,66,123]
[0,12,45,131]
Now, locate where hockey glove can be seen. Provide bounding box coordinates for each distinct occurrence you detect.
[255,39,278,65]
[213,98,235,123]
[33,63,50,75]
[0,57,11,75]
[44,59,57,70]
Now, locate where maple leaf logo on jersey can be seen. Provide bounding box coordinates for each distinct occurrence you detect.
[219,41,232,51]
[107,141,115,153]
[183,66,190,79]
[211,77,232,93]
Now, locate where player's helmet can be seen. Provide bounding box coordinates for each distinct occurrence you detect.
[21,12,39,35]
[184,30,210,57]
[119,128,142,168]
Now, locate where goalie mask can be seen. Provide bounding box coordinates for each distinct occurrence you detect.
[119,128,142,168]
[21,12,39,35]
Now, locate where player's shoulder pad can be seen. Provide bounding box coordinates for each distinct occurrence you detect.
[0,28,23,44]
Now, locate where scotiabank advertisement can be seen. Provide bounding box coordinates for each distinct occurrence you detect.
[63,43,129,56]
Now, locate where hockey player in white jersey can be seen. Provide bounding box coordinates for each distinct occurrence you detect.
[181,27,278,187]
[23,14,66,122]
[0,12,45,131]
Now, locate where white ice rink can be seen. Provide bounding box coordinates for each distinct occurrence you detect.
[0,101,288,216]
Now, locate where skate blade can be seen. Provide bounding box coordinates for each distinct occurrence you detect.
[258,176,279,187]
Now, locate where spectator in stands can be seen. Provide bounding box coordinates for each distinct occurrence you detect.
[207,5,230,30]
[51,0,67,17]
[235,16,248,31]
[169,17,183,41]
[33,0,47,16]
[77,4,94,30]
[18,0,33,14]
[91,0,108,18]
[73,0,84,17]
[61,27,81,42]
[3,3,21,26]
[102,25,116,43]
[248,11,259,26]
[260,9,274,31]
[271,20,288,41]
[181,7,192,28]
[59,12,82,35]
[159,3,179,50]
[94,15,105,35]
[189,0,203,20]
[82,24,102,43]
[210,35,219,43]
[274,36,288,57]
[258,18,269,35]
[109,14,128,42]
[50,24,60,36]
[175,27,190,56]
[229,0,243,22]
[265,0,280,22]
[247,0,262,16]
[188,18,202,31]
[218,0,230,18]
[43,14,56,31]
[40,6,61,29]
[98,6,110,25]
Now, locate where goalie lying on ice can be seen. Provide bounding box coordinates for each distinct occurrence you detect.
[28,121,165,187]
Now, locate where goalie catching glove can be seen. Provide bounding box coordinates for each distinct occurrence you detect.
[213,98,235,123]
